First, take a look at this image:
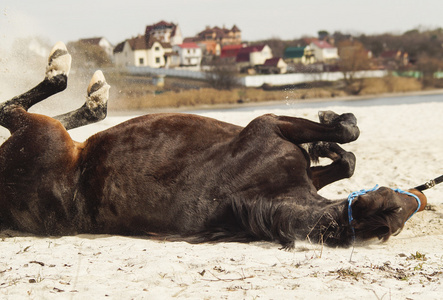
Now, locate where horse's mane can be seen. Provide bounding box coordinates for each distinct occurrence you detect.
[176,196,351,249]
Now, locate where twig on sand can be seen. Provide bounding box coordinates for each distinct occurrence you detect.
[202,269,254,282]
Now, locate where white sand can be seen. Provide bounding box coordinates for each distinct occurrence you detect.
[1,99,442,299]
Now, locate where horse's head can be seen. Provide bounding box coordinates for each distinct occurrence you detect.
[350,186,427,242]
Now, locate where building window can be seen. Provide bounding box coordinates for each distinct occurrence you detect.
[155,57,160,63]
[139,58,144,65]
[155,46,160,51]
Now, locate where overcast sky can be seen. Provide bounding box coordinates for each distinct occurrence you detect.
[2,0,443,47]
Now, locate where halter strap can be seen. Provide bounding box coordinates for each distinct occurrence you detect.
[347,185,421,242]
[391,188,421,221]
[347,184,379,241]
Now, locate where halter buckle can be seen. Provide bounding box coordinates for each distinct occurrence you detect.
[425,179,436,189]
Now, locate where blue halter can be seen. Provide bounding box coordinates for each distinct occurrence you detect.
[347,184,421,242]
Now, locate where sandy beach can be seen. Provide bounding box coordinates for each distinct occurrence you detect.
[0,95,442,299]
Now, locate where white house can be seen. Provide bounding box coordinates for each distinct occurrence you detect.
[113,35,172,68]
[261,57,288,74]
[236,44,273,67]
[310,40,338,63]
[172,43,202,69]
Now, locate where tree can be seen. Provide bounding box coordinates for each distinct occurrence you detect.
[205,59,239,90]
[318,30,329,40]
[415,54,443,87]
[337,40,371,94]
[67,41,112,69]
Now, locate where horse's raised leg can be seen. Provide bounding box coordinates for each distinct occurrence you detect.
[274,111,360,145]
[307,111,358,190]
[0,42,71,132]
[53,70,110,130]
[309,142,356,190]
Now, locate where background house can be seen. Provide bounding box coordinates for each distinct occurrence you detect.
[196,25,241,45]
[172,42,202,69]
[257,57,288,74]
[236,44,273,68]
[379,50,409,70]
[310,40,338,63]
[283,46,315,64]
[220,44,244,59]
[145,20,183,46]
[113,35,172,68]
[197,40,221,56]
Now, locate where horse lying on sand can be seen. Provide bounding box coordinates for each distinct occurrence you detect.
[0,42,427,249]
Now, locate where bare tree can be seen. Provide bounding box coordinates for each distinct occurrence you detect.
[67,41,112,69]
[415,54,443,87]
[205,59,239,90]
[337,40,371,94]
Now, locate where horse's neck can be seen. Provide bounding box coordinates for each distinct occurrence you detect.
[305,198,350,246]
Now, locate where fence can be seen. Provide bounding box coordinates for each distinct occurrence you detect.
[238,70,388,87]
[127,66,207,80]
[126,66,388,87]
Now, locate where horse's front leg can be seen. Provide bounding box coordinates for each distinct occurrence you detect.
[307,110,358,190]
[276,111,359,145]
[309,142,356,190]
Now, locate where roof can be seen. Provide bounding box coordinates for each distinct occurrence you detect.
[113,41,125,53]
[263,57,282,67]
[311,40,334,49]
[113,35,172,53]
[231,25,240,32]
[283,47,305,59]
[183,37,197,43]
[145,20,178,36]
[380,50,403,58]
[238,45,266,54]
[128,35,148,50]
[220,44,244,58]
[197,25,240,40]
[235,45,267,62]
[222,44,244,50]
[79,37,104,45]
[176,42,200,49]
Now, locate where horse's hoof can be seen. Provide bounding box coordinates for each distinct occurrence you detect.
[338,120,360,143]
[318,110,340,124]
[319,111,357,126]
[86,70,110,113]
[46,42,72,79]
[339,113,357,126]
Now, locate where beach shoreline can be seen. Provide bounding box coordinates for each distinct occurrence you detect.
[107,88,443,116]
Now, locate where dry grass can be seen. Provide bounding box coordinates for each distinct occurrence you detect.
[106,75,424,111]
[360,77,423,95]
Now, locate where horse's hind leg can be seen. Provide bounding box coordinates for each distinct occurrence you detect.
[53,70,110,130]
[0,42,71,131]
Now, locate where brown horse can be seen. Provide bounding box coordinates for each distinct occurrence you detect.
[0,43,427,248]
